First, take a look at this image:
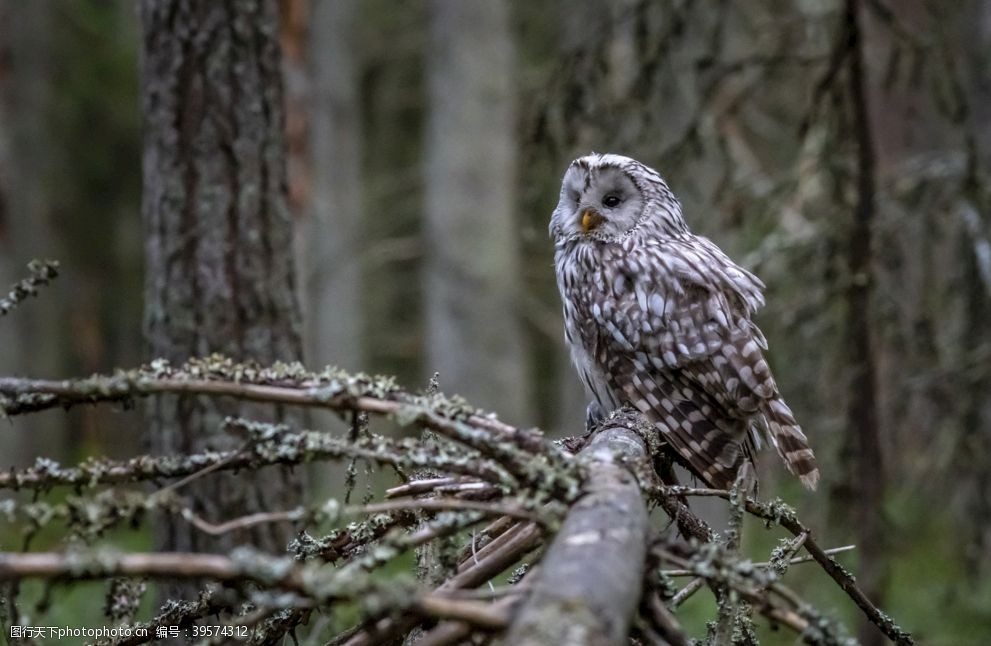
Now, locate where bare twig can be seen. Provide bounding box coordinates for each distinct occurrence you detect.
[0,427,513,491]
[341,523,544,646]
[655,547,820,639]
[660,544,856,576]
[153,454,236,497]
[456,516,517,565]
[652,488,717,542]
[417,597,521,646]
[669,577,705,609]
[654,481,912,644]
[644,591,689,646]
[183,508,307,536]
[444,523,543,590]
[386,477,458,498]
[414,596,509,630]
[349,499,546,525]
[752,497,911,644]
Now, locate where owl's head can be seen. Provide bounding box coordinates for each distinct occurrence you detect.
[549,153,687,243]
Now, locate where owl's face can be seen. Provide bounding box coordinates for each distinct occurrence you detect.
[549,153,686,243]
[550,158,645,242]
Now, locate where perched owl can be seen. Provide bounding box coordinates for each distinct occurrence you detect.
[551,153,819,490]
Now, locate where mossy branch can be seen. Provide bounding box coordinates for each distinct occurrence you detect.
[0,357,913,645]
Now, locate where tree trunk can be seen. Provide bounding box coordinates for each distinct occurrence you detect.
[957,0,991,580]
[838,3,887,644]
[305,0,364,371]
[140,0,303,560]
[424,0,528,422]
[0,0,63,464]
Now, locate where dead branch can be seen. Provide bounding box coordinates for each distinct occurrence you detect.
[0,550,304,588]
[653,547,817,640]
[506,409,650,646]
[0,358,578,497]
[669,577,705,609]
[659,544,855,576]
[340,522,545,646]
[421,596,522,646]
[0,549,511,633]
[643,591,689,646]
[654,484,913,644]
[0,357,917,644]
[712,467,750,644]
[0,424,513,491]
[352,498,545,525]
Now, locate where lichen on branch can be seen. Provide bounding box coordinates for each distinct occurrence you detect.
[0,357,913,645]
[0,259,59,317]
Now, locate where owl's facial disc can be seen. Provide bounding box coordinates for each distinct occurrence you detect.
[576,167,643,237]
[550,157,647,240]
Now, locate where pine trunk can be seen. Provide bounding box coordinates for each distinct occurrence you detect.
[140,0,303,559]
[424,0,528,422]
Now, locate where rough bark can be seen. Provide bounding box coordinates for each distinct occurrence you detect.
[140,0,303,558]
[507,412,649,646]
[424,0,528,422]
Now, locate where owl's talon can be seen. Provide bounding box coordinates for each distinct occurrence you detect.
[585,401,605,433]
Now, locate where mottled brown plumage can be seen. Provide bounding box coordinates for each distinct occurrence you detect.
[551,153,819,490]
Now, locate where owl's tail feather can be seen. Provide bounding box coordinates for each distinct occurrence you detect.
[762,396,819,490]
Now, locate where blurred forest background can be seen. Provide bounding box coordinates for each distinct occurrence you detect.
[1,0,990,644]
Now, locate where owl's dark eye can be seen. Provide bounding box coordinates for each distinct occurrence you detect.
[602,194,622,208]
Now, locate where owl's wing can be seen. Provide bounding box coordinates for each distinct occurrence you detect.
[596,236,766,373]
[592,236,819,489]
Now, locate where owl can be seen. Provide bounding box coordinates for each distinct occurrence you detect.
[551,153,819,490]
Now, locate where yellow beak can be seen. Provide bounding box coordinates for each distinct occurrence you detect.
[580,208,605,233]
